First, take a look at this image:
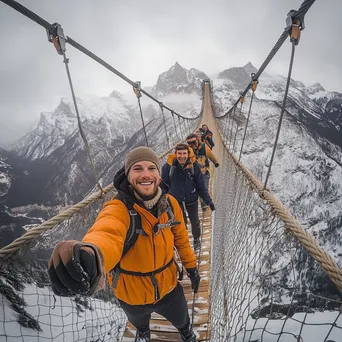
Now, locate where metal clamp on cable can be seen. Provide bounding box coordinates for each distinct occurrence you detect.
[286,10,305,45]
[159,102,164,110]
[133,81,142,98]
[251,73,259,92]
[46,23,66,55]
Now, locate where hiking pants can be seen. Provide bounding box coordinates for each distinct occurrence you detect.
[118,282,189,330]
[202,172,210,191]
[200,172,210,209]
[181,200,201,240]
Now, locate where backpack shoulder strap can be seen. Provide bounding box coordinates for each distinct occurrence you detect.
[114,193,143,259]
[169,165,176,180]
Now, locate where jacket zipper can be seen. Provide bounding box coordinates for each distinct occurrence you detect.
[151,227,160,301]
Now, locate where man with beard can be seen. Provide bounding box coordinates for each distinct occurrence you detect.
[161,143,215,251]
[48,147,200,342]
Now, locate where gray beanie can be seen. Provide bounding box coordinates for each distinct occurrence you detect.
[125,146,160,175]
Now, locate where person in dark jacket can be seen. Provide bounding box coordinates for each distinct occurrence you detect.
[201,124,215,150]
[162,143,215,251]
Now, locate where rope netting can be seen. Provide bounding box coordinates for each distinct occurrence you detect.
[0,109,201,340]
[209,137,342,342]
[0,191,128,341]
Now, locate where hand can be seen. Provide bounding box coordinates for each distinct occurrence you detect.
[48,240,104,297]
[215,163,219,168]
[187,268,201,293]
[209,203,215,211]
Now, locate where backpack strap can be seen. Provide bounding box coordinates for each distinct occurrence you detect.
[169,165,176,180]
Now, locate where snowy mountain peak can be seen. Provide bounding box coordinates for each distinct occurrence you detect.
[218,67,250,89]
[109,90,124,100]
[153,62,208,96]
[307,82,326,94]
[243,62,258,75]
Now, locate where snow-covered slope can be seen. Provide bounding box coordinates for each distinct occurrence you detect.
[213,62,342,272]
[0,149,11,197]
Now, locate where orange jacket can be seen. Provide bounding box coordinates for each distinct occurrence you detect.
[82,168,196,305]
[196,143,218,175]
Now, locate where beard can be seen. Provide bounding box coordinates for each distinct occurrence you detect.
[132,184,159,201]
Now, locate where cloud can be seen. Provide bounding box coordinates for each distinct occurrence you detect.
[0,0,341,144]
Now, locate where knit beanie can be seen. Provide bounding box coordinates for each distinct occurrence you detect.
[125,146,160,175]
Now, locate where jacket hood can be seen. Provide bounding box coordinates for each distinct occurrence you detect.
[166,147,196,168]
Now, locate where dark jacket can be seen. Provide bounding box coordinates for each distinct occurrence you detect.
[161,149,213,206]
[203,129,215,149]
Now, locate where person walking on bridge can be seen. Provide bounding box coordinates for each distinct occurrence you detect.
[187,133,219,210]
[48,146,200,342]
[161,143,215,251]
[201,124,215,150]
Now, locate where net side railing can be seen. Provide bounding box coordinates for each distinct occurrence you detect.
[0,108,201,341]
[209,137,342,342]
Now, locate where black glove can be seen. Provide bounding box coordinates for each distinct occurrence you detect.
[215,163,219,168]
[187,267,201,293]
[210,203,215,211]
[48,240,104,297]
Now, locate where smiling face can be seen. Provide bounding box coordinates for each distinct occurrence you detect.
[195,131,202,141]
[176,149,189,166]
[202,125,208,132]
[127,161,161,200]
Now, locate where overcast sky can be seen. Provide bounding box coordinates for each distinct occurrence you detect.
[0,0,341,144]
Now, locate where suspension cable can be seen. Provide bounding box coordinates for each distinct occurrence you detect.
[159,103,170,148]
[238,79,258,161]
[45,23,104,193]
[171,110,180,141]
[62,52,104,192]
[232,98,244,153]
[133,81,149,146]
[0,0,200,122]
[264,39,297,189]
[228,106,237,150]
[214,0,314,119]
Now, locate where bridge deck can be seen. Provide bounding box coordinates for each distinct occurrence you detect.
[121,207,212,341]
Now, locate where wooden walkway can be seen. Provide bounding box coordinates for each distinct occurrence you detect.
[122,207,212,341]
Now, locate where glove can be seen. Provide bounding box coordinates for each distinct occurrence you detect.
[48,240,105,297]
[215,163,219,168]
[209,203,215,211]
[187,267,201,293]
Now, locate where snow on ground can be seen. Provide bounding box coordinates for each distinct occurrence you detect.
[0,283,127,341]
[0,172,11,197]
[237,311,342,342]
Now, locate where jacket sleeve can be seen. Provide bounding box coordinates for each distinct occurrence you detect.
[207,137,215,149]
[205,145,218,164]
[82,200,130,274]
[194,162,213,205]
[168,195,196,269]
[161,163,170,187]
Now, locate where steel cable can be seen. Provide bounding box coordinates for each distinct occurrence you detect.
[263,40,296,189]
[0,0,200,122]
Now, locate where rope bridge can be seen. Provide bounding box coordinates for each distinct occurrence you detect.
[1,0,342,341]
